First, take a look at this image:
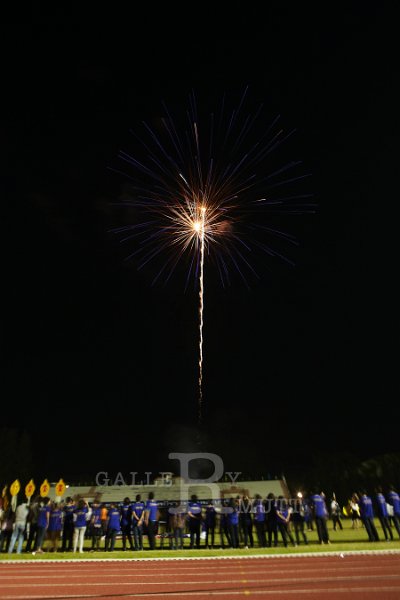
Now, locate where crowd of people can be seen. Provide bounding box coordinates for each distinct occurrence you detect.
[0,486,399,554]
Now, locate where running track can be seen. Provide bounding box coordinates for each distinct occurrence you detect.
[0,552,399,599]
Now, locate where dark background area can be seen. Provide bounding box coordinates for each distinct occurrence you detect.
[1,3,399,488]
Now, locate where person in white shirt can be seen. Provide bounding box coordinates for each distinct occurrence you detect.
[8,501,29,554]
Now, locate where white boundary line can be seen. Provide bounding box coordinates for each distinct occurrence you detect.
[0,549,399,565]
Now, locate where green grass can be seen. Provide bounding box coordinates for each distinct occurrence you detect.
[1,520,399,561]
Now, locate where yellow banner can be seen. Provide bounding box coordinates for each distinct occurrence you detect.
[25,479,36,499]
[55,479,66,497]
[40,479,50,497]
[10,479,20,497]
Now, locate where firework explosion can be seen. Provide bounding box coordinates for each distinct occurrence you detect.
[111,87,313,423]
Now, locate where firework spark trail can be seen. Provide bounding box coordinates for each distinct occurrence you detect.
[197,206,206,424]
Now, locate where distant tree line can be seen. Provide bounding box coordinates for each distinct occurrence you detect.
[1,428,399,508]
[286,450,400,505]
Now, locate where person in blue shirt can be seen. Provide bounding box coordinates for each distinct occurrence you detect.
[105,502,121,551]
[144,492,159,550]
[228,497,240,548]
[48,502,63,553]
[310,491,330,544]
[90,500,103,551]
[358,491,379,542]
[33,497,51,554]
[132,494,145,551]
[386,485,400,538]
[73,499,89,553]
[120,497,134,551]
[374,487,393,541]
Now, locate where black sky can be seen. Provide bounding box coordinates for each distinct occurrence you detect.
[2,4,399,482]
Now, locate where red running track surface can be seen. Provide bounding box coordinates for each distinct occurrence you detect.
[0,553,400,599]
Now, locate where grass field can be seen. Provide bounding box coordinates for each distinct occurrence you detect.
[1,519,399,560]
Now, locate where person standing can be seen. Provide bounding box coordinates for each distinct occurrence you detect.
[25,496,40,553]
[358,490,379,542]
[8,501,29,554]
[276,497,296,547]
[219,499,232,549]
[105,502,121,552]
[33,497,51,554]
[90,500,102,551]
[349,494,361,528]
[61,497,76,552]
[132,494,145,551]
[204,501,216,549]
[374,487,393,541]
[73,499,89,553]
[48,502,63,552]
[386,485,400,538]
[144,492,159,550]
[310,491,330,544]
[265,493,277,548]
[187,494,202,549]
[253,494,266,548]
[291,494,308,546]
[303,497,314,531]
[169,502,186,550]
[239,496,254,549]
[100,503,108,538]
[227,497,240,548]
[120,497,134,551]
[330,494,343,531]
[0,509,14,552]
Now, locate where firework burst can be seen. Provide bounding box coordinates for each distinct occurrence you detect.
[111,87,313,423]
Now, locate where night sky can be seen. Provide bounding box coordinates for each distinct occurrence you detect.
[2,4,399,484]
